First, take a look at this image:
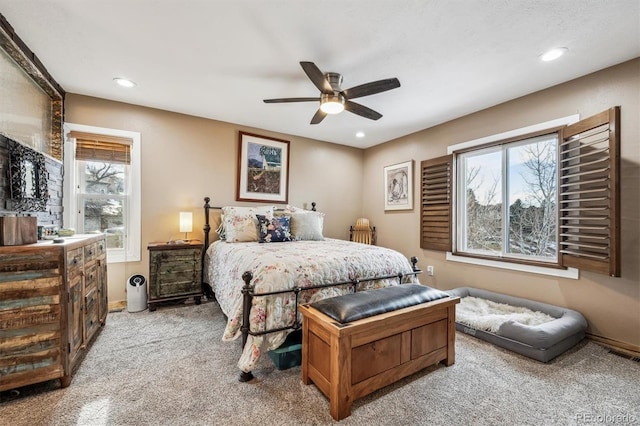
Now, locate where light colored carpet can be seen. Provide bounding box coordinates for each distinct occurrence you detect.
[1,301,639,425]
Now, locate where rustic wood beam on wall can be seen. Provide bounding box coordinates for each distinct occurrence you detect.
[0,13,65,160]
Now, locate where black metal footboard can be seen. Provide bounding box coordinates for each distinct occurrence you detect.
[237,257,421,382]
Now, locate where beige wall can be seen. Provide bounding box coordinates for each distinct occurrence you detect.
[363,58,640,349]
[65,58,639,348]
[64,95,364,305]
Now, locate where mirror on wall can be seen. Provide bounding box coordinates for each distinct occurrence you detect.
[8,138,48,211]
[1,15,64,160]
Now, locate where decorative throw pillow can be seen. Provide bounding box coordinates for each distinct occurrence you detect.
[256,214,292,243]
[290,211,324,241]
[222,206,274,242]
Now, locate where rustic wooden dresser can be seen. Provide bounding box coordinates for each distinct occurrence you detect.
[0,234,108,392]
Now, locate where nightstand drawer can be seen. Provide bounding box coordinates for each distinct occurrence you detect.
[155,278,199,298]
[147,241,203,311]
[150,251,200,297]
[155,248,201,268]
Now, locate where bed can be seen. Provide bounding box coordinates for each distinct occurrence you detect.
[201,197,420,380]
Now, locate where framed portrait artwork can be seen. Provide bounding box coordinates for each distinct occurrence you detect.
[384,160,413,211]
[236,131,290,203]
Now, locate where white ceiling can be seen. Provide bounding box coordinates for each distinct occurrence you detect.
[1,1,639,149]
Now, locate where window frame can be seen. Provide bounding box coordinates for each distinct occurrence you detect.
[446,114,580,279]
[422,109,620,279]
[63,123,141,263]
[454,128,562,267]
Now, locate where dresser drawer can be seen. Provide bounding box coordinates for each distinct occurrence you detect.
[0,248,61,278]
[84,262,98,292]
[84,285,100,341]
[96,239,106,258]
[0,275,64,392]
[66,247,83,275]
[84,242,98,264]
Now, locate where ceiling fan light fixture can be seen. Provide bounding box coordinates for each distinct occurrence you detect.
[264,61,399,124]
[320,93,345,114]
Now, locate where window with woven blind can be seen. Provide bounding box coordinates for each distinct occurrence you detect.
[69,131,132,164]
[420,107,620,278]
[64,125,141,263]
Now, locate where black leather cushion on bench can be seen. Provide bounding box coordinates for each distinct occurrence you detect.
[309,284,450,324]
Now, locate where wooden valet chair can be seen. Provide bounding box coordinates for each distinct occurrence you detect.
[349,218,376,245]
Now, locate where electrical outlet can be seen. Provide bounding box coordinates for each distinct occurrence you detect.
[427,265,434,276]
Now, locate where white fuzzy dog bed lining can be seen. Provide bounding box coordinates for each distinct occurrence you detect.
[456,296,556,333]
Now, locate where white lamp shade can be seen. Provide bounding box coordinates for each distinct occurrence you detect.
[179,212,193,233]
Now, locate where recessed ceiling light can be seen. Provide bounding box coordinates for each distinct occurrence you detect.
[356,131,365,138]
[540,47,568,62]
[113,77,137,88]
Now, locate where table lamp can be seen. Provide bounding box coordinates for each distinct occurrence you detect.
[179,211,192,241]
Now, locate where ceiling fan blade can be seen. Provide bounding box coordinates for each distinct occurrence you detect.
[344,100,382,120]
[342,78,401,99]
[300,61,333,94]
[263,97,318,103]
[310,108,327,124]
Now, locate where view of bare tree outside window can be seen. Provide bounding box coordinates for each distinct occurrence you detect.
[507,137,557,258]
[463,150,502,253]
[80,161,126,249]
[459,134,558,261]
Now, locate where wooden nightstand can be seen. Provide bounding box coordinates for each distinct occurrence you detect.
[147,240,203,311]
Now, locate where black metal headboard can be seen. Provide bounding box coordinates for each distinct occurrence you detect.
[202,196,316,251]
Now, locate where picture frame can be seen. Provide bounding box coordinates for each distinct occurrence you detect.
[237,131,290,203]
[384,160,413,211]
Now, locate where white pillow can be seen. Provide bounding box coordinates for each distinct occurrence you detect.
[290,211,324,241]
[283,204,305,213]
[222,206,274,242]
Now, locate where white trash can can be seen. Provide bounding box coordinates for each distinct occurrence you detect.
[127,274,147,312]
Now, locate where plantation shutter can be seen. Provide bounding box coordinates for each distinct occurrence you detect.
[69,131,132,165]
[559,106,620,277]
[420,155,453,251]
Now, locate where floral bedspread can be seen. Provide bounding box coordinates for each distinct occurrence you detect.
[204,238,418,372]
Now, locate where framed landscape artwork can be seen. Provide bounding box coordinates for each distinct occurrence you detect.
[384,160,413,211]
[237,131,290,203]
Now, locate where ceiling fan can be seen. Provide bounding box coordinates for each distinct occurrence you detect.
[263,61,401,124]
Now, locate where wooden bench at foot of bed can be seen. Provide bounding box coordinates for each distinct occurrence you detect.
[300,285,460,421]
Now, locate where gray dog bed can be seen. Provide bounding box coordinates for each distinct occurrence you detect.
[446,287,587,362]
